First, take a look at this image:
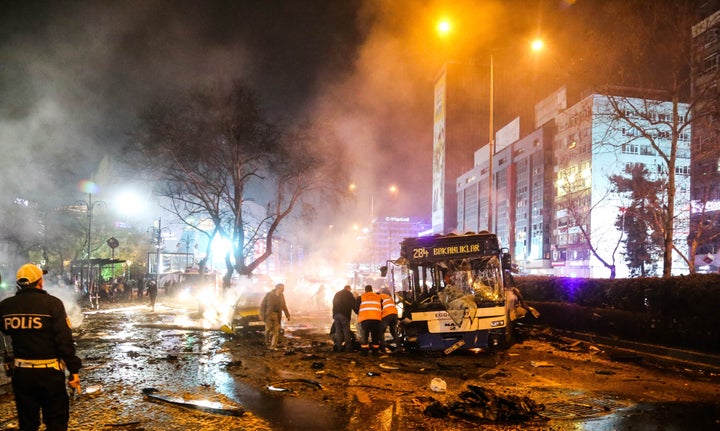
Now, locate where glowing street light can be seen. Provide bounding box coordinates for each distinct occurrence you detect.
[437,18,452,37]
[531,38,544,53]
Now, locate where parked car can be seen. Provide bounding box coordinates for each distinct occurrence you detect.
[230,276,272,335]
[231,296,265,334]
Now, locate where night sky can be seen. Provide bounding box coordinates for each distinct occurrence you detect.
[0,0,704,227]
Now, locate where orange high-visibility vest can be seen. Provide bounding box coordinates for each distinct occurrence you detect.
[379,293,398,318]
[358,292,382,322]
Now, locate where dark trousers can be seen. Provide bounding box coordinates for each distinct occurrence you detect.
[380,314,401,349]
[332,313,354,352]
[12,367,69,431]
[360,319,382,350]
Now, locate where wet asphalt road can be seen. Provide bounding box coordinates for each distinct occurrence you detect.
[1,295,720,430]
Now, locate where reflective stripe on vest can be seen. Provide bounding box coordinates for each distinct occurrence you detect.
[358,292,382,322]
[379,293,398,318]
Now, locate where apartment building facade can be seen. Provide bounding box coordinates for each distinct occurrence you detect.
[690,8,720,270]
[457,88,691,277]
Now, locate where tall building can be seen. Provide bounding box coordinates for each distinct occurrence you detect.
[554,93,690,277]
[690,8,720,270]
[498,126,555,273]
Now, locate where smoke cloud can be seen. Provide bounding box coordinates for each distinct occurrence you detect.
[1,0,643,279]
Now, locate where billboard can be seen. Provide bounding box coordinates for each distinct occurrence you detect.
[432,69,447,234]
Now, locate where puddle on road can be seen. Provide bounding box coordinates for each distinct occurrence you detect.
[540,399,720,431]
[78,304,349,431]
[212,362,349,430]
[574,402,720,431]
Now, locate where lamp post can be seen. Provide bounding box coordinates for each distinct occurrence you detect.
[76,187,105,308]
[436,18,543,232]
[177,235,196,270]
[148,218,170,290]
[488,54,495,232]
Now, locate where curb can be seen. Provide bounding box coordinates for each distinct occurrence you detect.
[546,327,720,374]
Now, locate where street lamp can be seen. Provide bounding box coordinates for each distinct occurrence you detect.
[76,182,105,308]
[437,17,543,232]
[488,53,495,231]
[487,39,544,232]
[349,182,400,271]
[147,218,171,290]
[177,234,196,270]
[370,184,399,222]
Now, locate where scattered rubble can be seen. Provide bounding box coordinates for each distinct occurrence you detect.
[424,384,548,424]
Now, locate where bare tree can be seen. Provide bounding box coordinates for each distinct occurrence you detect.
[555,175,623,279]
[598,91,691,277]
[130,81,348,282]
[592,1,704,277]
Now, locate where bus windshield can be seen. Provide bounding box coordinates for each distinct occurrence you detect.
[438,255,504,325]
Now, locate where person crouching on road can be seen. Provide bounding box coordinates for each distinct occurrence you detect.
[331,285,356,352]
[357,284,382,355]
[260,283,291,350]
[379,288,401,353]
[0,264,82,431]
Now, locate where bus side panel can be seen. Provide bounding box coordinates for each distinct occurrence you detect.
[415,330,490,351]
[411,306,507,332]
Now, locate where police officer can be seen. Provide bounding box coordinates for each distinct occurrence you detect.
[0,263,82,431]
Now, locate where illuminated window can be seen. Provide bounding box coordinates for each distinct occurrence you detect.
[675,165,689,175]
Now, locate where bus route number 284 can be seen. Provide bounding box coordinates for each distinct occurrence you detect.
[412,247,429,259]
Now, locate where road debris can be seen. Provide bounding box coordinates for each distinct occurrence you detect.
[443,339,466,355]
[424,384,547,424]
[266,378,323,393]
[141,388,245,416]
[430,377,447,392]
[267,385,292,392]
[379,363,399,370]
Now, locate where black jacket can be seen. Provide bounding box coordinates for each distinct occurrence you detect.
[0,288,82,374]
[332,288,356,319]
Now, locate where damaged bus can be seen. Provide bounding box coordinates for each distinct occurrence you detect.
[385,232,514,352]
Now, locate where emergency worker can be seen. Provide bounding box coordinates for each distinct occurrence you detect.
[378,288,401,352]
[357,284,382,355]
[260,283,291,349]
[0,264,82,431]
